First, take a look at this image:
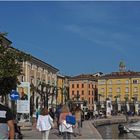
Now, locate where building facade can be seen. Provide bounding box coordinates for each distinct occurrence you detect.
[18,56,59,111]
[98,71,140,113]
[69,74,100,111]
[0,34,59,112]
[57,74,69,105]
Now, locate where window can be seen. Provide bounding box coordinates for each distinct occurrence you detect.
[37,66,39,71]
[109,80,112,84]
[117,80,121,84]
[109,88,112,93]
[72,91,74,95]
[30,78,33,83]
[92,97,94,104]
[125,87,129,93]
[99,80,106,85]
[89,84,90,88]
[117,87,121,93]
[133,80,139,84]
[72,84,74,88]
[89,98,90,104]
[82,90,84,95]
[101,88,104,93]
[125,80,129,84]
[77,84,79,88]
[134,87,138,93]
[82,97,84,100]
[31,63,33,70]
[89,91,90,95]
[82,84,84,88]
[77,91,79,95]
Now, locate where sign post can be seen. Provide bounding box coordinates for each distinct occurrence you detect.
[17,82,30,122]
[10,90,20,101]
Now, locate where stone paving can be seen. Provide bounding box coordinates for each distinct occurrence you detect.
[21,115,140,139]
[21,120,102,139]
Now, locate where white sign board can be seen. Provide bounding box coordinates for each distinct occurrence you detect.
[17,82,30,114]
[17,100,30,113]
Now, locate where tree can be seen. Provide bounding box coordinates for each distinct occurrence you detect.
[0,34,30,96]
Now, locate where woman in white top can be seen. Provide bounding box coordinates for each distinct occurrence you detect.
[36,107,53,140]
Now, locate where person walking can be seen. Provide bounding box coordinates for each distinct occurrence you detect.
[0,101,15,139]
[55,104,62,135]
[49,108,55,120]
[59,104,73,139]
[74,106,83,136]
[36,107,54,140]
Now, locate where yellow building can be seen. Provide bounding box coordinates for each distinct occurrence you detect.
[98,71,140,102]
[57,74,69,105]
[98,60,140,105]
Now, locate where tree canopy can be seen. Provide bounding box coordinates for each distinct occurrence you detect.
[0,35,30,95]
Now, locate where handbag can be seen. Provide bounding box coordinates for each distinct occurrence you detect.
[66,115,76,125]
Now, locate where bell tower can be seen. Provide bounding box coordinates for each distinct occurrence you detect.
[119,60,126,72]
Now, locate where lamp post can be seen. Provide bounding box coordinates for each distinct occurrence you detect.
[97,93,103,114]
[114,95,118,114]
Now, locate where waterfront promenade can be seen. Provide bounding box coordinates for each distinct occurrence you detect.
[93,114,140,127]
[21,120,102,139]
[21,115,140,139]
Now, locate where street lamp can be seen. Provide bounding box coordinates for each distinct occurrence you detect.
[97,93,102,114]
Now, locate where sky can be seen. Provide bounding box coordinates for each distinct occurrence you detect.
[0,1,140,76]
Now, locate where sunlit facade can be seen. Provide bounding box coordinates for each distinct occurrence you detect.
[98,71,140,103]
[69,74,100,110]
[0,34,59,110]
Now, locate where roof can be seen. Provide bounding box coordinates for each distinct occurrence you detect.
[99,71,140,79]
[69,73,101,81]
[0,33,12,45]
[31,56,59,73]
[0,34,59,73]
